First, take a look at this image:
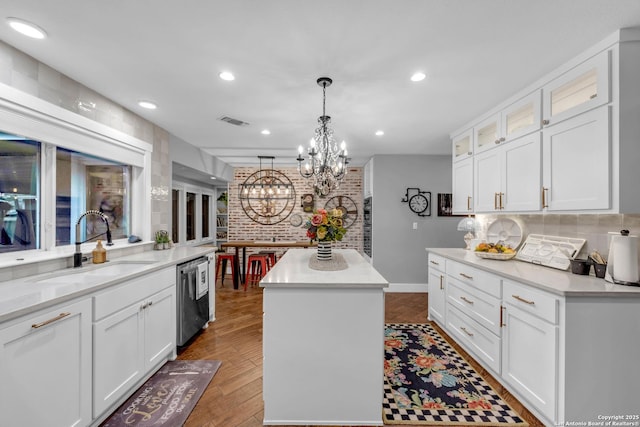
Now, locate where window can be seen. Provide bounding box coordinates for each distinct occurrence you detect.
[0,135,40,254]
[202,194,210,239]
[186,192,196,241]
[56,148,130,246]
[0,127,138,258]
[172,189,180,244]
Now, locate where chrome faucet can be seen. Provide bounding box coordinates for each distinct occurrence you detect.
[74,210,113,267]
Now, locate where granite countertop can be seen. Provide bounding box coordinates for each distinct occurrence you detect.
[260,248,388,289]
[0,246,216,323]
[426,248,640,297]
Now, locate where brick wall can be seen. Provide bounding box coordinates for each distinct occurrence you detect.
[227,166,363,259]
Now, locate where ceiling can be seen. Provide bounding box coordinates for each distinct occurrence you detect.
[1,0,640,170]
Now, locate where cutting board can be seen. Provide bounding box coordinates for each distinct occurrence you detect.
[515,234,586,270]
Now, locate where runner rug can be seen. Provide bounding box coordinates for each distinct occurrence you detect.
[102,359,221,427]
[384,323,528,426]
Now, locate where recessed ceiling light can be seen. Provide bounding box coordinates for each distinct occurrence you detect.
[7,17,47,39]
[219,71,235,81]
[375,130,385,136]
[410,72,426,82]
[210,176,217,180]
[261,129,271,135]
[138,100,157,110]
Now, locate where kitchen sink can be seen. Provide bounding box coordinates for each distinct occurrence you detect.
[35,260,156,285]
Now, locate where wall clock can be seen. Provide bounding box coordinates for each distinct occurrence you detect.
[401,187,431,217]
[324,195,358,228]
[301,193,314,212]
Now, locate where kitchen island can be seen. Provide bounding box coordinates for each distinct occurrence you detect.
[260,248,388,426]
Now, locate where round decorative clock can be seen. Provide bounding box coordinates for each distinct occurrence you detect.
[324,195,358,228]
[289,213,303,227]
[239,169,296,225]
[409,193,429,214]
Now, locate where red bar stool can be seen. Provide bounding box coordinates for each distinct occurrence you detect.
[258,250,277,269]
[216,252,238,288]
[245,253,270,291]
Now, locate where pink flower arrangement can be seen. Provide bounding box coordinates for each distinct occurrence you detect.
[304,208,346,242]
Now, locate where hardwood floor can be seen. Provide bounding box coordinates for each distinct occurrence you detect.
[178,281,543,427]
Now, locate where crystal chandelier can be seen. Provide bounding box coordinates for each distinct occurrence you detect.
[296,77,349,197]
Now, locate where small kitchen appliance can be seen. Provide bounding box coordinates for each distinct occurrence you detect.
[605,230,640,285]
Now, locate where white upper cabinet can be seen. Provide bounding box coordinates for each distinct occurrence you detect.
[542,106,610,211]
[474,113,501,154]
[503,90,542,141]
[474,91,541,155]
[452,29,640,214]
[452,129,473,162]
[452,158,473,214]
[542,49,610,127]
[474,132,542,212]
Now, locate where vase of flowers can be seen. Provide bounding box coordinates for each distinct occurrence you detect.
[304,208,346,261]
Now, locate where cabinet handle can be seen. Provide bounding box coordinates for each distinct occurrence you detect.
[542,119,550,126]
[141,303,148,310]
[499,192,504,210]
[31,312,71,329]
[500,305,506,327]
[512,294,535,305]
[459,273,473,280]
[467,151,472,156]
[494,139,501,145]
[590,93,597,99]
[148,301,153,306]
[494,192,499,210]
[541,187,549,208]
[467,196,472,211]
[460,296,474,305]
[500,137,505,142]
[430,260,440,266]
[439,275,444,290]
[460,326,474,337]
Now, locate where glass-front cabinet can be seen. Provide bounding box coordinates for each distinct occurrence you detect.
[542,49,610,126]
[474,114,501,154]
[452,129,473,162]
[502,90,541,141]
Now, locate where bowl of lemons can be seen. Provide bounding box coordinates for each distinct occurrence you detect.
[474,242,517,260]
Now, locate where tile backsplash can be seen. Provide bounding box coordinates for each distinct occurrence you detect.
[476,213,640,262]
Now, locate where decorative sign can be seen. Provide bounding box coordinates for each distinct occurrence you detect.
[401,187,431,217]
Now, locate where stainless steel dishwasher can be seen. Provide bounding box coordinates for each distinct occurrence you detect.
[176,256,210,347]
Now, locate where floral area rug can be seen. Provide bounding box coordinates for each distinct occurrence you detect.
[384,323,528,426]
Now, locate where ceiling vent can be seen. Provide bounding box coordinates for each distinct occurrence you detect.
[218,116,250,127]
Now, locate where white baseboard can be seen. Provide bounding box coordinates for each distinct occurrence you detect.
[384,283,428,293]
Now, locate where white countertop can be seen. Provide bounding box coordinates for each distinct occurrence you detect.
[260,248,388,289]
[427,248,640,297]
[0,246,215,323]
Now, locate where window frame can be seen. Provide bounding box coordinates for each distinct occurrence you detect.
[171,180,215,246]
[0,83,152,265]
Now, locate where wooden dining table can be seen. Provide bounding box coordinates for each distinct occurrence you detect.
[220,240,316,288]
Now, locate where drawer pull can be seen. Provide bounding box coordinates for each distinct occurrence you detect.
[460,296,474,305]
[430,260,440,266]
[512,294,535,305]
[31,312,71,329]
[439,275,444,290]
[459,273,473,280]
[500,305,506,327]
[460,326,474,337]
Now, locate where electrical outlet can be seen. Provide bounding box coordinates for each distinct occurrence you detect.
[413,222,418,230]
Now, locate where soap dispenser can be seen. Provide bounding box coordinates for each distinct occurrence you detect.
[92,240,107,264]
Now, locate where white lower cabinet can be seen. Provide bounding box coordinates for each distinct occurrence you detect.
[502,279,559,423]
[93,267,176,420]
[0,298,92,427]
[427,254,446,325]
